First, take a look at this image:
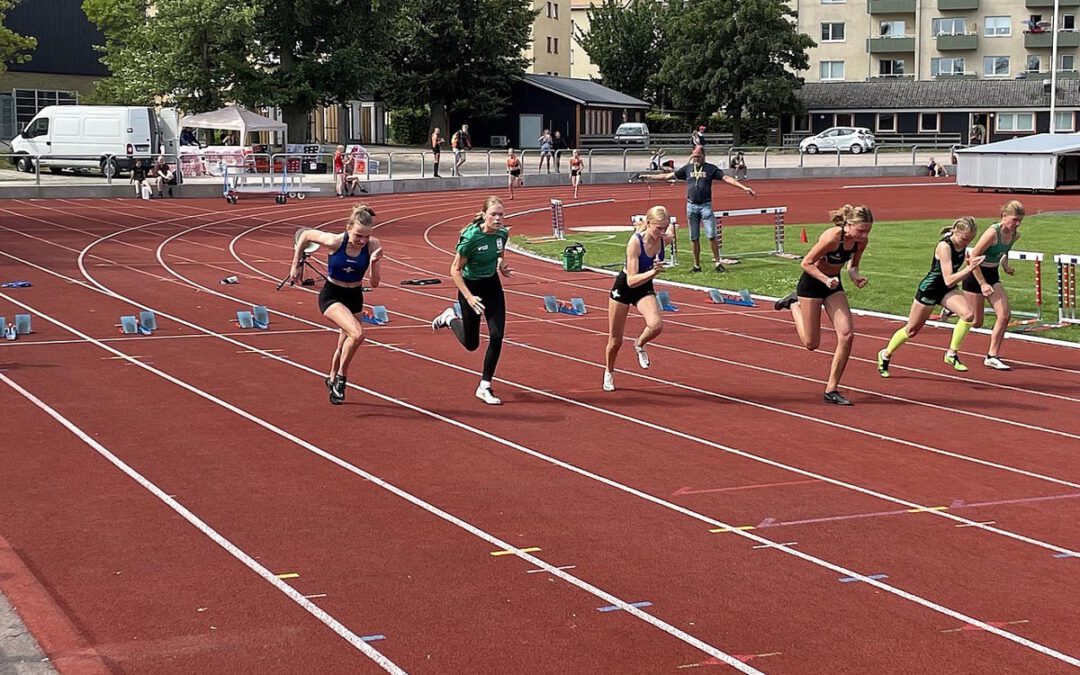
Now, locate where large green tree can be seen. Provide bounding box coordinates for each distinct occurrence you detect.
[0,0,37,74]
[388,0,536,135]
[658,0,814,143]
[576,0,664,104]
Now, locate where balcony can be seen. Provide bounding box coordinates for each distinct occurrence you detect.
[938,0,978,9]
[868,35,916,52]
[1025,30,1080,48]
[1027,0,1079,7]
[868,0,916,13]
[869,74,915,80]
[935,71,978,79]
[936,33,979,50]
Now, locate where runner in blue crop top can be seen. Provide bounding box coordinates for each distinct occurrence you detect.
[289,204,383,405]
[602,206,675,392]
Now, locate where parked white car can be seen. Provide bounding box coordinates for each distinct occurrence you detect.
[799,127,876,154]
[614,122,650,146]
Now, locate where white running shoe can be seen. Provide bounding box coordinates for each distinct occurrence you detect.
[634,344,650,369]
[984,355,1011,371]
[602,370,615,392]
[475,385,502,405]
[431,306,457,330]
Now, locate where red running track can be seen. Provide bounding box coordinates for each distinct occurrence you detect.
[1,179,1078,674]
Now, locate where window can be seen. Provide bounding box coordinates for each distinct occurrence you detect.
[553,3,559,19]
[25,117,48,138]
[1027,55,1042,72]
[553,37,559,53]
[793,114,810,132]
[835,113,853,126]
[1064,14,1076,30]
[984,56,1010,76]
[822,0,845,4]
[821,22,845,41]
[570,47,574,65]
[931,57,966,76]
[13,89,77,129]
[877,113,897,132]
[546,1,553,17]
[1055,111,1075,131]
[997,112,1034,132]
[985,16,1011,36]
[919,113,940,132]
[547,36,551,53]
[879,59,905,76]
[820,60,845,80]
[933,18,966,36]
[880,20,906,37]
[1062,54,1076,70]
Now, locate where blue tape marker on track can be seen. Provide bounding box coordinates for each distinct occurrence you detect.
[361,635,386,642]
[839,574,889,583]
[597,601,652,613]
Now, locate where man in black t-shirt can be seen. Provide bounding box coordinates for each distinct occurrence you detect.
[637,146,754,272]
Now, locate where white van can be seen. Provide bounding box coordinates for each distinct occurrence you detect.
[10,105,178,176]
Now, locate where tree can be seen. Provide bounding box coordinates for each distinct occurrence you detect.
[0,0,37,74]
[388,0,536,135]
[576,0,664,104]
[658,0,814,143]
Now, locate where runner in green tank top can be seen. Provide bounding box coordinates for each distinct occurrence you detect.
[962,200,1024,370]
[877,217,984,378]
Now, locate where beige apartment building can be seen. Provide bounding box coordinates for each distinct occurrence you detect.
[529,0,574,76]
[570,0,604,79]
[793,0,1080,82]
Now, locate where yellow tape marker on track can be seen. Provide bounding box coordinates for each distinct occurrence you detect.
[708,526,755,534]
[490,547,541,557]
[276,573,300,580]
[906,506,948,513]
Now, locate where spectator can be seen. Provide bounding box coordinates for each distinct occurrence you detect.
[649,148,666,171]
[691,125,706,148]
[153,154,174,198]
[431,127,444,178]
[130,159,149,198]
[333,145,347,197]
[180,128,198,146]
[552,130,569,172]
[451,124,472,176]
[730,151,748,181]
[927,156,949,178]
[221,131,237,146]
[537,128,553,173]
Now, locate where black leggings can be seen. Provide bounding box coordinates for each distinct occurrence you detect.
[452,274,506,382]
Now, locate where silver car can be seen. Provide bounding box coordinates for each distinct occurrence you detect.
[614,122,650,146]
[800,127,876,154]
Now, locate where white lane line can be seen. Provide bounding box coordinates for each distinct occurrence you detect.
[0,372,408,675]
[2,295,760,675]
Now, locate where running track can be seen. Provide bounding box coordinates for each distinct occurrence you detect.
[1,177,1078,674]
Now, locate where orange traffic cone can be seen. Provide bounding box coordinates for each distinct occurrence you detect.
[799,227,808,244]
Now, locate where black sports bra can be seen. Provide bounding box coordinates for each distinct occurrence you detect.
[823,226,858,265]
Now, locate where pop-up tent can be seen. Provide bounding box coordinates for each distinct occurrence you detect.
[179,105,287,143]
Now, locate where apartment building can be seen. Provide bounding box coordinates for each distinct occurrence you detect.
[529,0,574,76]
[569,0,603,79]
[794,0,1080,82]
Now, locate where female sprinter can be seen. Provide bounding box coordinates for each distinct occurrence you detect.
[431,196,513,405]
[602,205,675,392]
[877,217,985,377]
[774,205,872,406]
[962,200,1025,370]
[289,204,383,405]
[506,149,523,200]
[569,149,584,199]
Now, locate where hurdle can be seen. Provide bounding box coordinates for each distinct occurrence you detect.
[1055,253,1080,327]
[550,199,565,240]
[964,249,1046,330]
[716,206,788,265]
[630,214,679,266]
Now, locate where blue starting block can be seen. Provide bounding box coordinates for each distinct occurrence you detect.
[120,315,139,334]
[361,305,389,325]
[236,310,255,329]
[543,295,587,315]
[707,289,756,307]
[656,290,678,312]
[138,311,157,333]
[252,305,270,329]
[14,314,31,335]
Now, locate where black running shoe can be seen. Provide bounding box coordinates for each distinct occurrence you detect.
[329,375,346,405]
[690,266,703,273]
[714,261,726,273]
[325,376,334,391]
[774,291,798,311]
[823,390,853,406]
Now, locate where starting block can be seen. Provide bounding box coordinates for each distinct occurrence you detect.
[120,315,139,334]
[14,314,31,335]
[252,305,270,329]
[236,310,255,329]
[708,289,756,307]
[656,290,678,312]
[543,295,587,315]
[138,311,157,332]
[361,305,389,325]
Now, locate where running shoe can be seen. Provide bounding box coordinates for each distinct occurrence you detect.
[938,307,954,321]
[475,385,502,405]
[876,349,891,379]
[823,390,853,406]
[944,352,968,372]
[634,344,650,369]
[714,261,726,273]
[689,266,703,274]
[602,370,615,392]
[774,291,798,311]
[431,306,457,330]
[329,375,347,405]
[325,376,334,391]
[984,355,1011,371]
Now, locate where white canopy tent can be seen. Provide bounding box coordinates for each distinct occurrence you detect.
[179,105,287,144]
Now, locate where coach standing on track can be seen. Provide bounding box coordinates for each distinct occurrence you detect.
[637,146,755,273]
